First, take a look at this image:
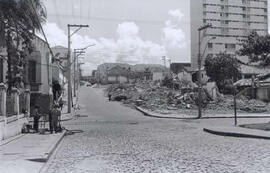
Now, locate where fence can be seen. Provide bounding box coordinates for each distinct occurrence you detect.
[1,85,30,117]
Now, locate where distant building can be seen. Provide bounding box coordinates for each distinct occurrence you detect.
[97,63,130,84]
[170,63,191,74]
[107,65,128,83]
[95,63,169,84]
[190,0,268,70]
[240,64,270,79]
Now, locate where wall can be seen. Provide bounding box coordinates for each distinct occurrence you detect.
[119,76,127,83]
[29,36,53,114]
[257,87,270,102]
[177,71,192,82]
[153,72,164,81]
[107,76,127,84]
[1,114,28,140]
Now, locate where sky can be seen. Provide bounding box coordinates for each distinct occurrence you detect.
[42,0,190,76]
[42,0,270,76]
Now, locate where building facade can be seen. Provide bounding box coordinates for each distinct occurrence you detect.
[190,0,268,69]
[27,36,53,114]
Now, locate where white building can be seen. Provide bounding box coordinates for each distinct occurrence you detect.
[190,0,268,70]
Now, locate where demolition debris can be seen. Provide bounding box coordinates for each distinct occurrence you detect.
[106,81,270,116]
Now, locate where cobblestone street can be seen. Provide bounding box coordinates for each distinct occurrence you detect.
[43,87,270,173]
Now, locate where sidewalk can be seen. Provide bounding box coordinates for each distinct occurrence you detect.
[0,102,76,173]
[136,106,270,140]
[0,131,66,173]
[61,105,76,121]
[203,126,270,140]
[136,106,270,119]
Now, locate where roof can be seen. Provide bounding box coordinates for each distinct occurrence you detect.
[170,63,191,74]
[240,64,270,75]
[234,79,252,87]
[51,46,68,49]
[107,65,128,76]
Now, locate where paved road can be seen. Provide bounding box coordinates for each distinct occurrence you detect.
[44,86,270,173]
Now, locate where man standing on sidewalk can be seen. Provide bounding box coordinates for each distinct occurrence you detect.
[33,106,41,133]
[50,105,61,133]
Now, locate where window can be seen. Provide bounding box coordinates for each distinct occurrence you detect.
[208,43,213,49]
[221,28,229,35]
[225,44,236,50]
[28,60,36,83]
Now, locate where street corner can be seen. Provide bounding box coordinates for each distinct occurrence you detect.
[203,126,270,140]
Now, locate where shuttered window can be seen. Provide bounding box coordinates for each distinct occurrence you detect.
[28,60,36,83]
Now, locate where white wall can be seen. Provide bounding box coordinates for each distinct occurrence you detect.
[153,72,164,81]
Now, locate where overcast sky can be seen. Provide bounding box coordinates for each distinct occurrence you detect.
[42,0,190,75]
[42,0,269,76]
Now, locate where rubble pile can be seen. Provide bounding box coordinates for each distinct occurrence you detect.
[106,81,270,114]
[208,95,270,113]
[106,81,210,111]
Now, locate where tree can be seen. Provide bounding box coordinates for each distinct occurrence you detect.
[238,31,270,66]
[204,52,240,93]
[0,0,46,90]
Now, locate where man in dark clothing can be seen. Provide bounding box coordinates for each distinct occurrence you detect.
[108,93,112,101]
[48,106,53,133]
[33,106,40,133]
[50,105,61,133]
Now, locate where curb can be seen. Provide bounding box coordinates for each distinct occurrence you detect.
[203,128,270,140]
[44,130,66,161]
[135,106,197,120]
[60,117,73,122]
[27,130,66,163]
[135,106,270,120]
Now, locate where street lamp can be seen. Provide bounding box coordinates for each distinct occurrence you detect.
[197,23,212,118]
[67,24,89,113]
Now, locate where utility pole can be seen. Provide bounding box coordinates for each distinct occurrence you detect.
[73,49,85,97]
[67,24,89,113]
[73,51,76,97]
[197,23,212,118]
[73,44,95,97]
[162,56,166,67]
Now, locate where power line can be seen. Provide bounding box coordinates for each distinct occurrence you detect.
[50,14,165,26]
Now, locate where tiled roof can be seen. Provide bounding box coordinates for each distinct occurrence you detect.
[240,64,270,75]
[234,79,252,87]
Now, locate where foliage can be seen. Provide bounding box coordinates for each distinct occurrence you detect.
[0,0,46,89]
[204,52,240,93]
[238,31,270,66]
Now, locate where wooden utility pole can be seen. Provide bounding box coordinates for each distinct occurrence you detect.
[67,24,89,113]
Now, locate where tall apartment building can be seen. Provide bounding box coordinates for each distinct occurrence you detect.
[190,0,268,70]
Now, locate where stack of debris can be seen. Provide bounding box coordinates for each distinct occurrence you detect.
[106,81,270,114]
[106,81,210,111]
